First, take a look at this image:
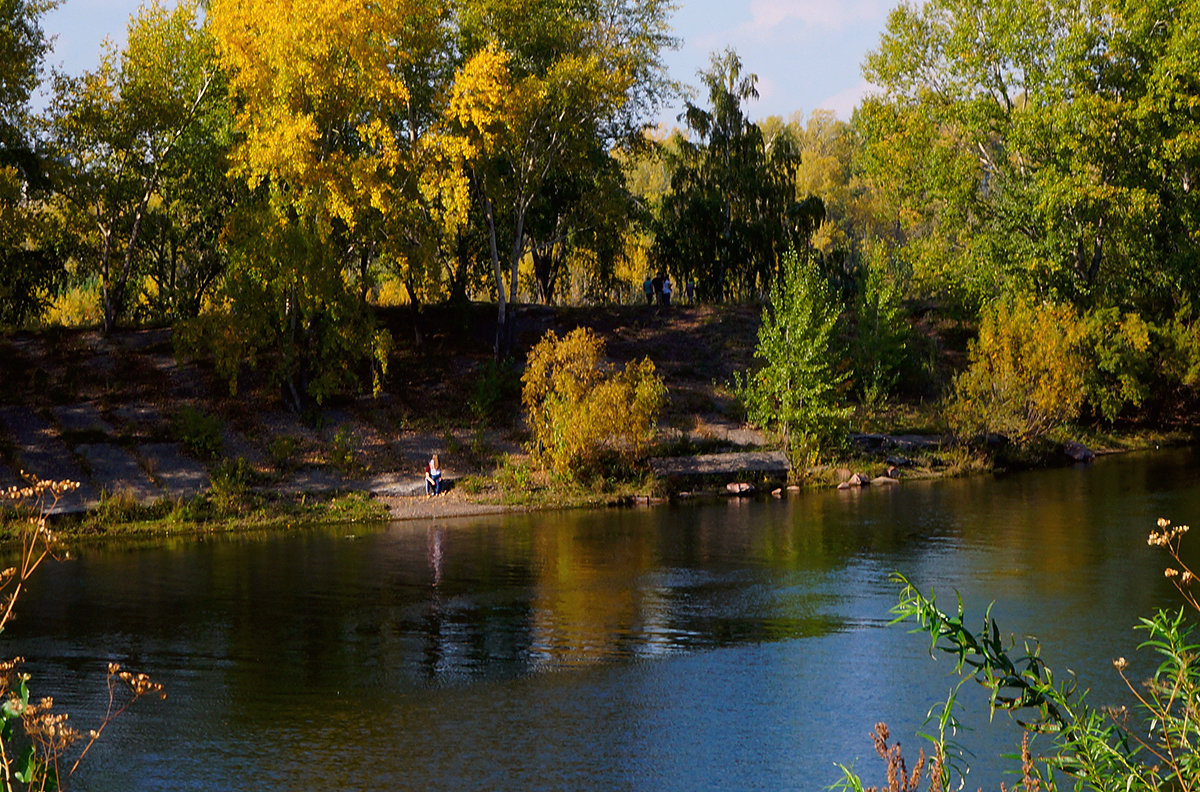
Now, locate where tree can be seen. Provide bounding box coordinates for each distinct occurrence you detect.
[0,0,63,326]
[131,68,237,325]
[449,0,675,358]
[850,240,911,407]
[857,0,1200,317]
[46,0,221,334]
[734,250,847,467]
[205,0,468,407]
[525,150,632,305]
[653,49,824,303]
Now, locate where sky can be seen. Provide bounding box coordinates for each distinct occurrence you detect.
[39,0,896,126]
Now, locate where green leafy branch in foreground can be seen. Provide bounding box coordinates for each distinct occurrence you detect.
[835,519,1200,792]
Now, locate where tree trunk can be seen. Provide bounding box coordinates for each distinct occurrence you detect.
[483,195,508,361]
[532,244,555,304]
[404,279,423,347]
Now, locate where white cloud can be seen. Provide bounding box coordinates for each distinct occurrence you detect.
[814,78,878,119]
[739,0,892,37]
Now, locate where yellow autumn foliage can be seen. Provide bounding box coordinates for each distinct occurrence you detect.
[947,296,1089,444]
[522,328,665,477]
[209,0,472,237]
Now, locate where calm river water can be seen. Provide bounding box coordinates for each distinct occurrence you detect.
[9,449,1200,791]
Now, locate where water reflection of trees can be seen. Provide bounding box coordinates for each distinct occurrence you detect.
[15,452,1198,730]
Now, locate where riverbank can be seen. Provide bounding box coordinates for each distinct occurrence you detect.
[1,303,1191,540]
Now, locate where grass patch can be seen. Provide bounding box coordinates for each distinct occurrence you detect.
[0,487,390,546]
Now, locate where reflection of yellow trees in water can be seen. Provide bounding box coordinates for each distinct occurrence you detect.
[528,522,660,665]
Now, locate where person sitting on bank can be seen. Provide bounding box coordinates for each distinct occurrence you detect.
[425,453,443,496]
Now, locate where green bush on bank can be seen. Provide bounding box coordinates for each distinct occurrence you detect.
[851,242,913,409]
[733,250,848,468]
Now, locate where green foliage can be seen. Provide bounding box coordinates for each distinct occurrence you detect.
[838,518,1200,792]
[46,0,224,333]
[851,242,910,408]
[0,0,52,122]
[172,405,223,460]
[947,296,1088,445]
[0,0,64,328]
[177,208,393,411]
[1154,313,1200,396]
[1082,308,1153,423]
[521,327,666,478]
[468,359,522,426]
[450,0,676,355]
[268,435,298,471]
[858,0,1200,315]
[0,163,63,328]
[96,486,144,523]
[733,250,847,467]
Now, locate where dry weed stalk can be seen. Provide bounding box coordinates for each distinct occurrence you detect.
[861,723,1041,792]
[1148,518,1198,611]
[861,722,941,792]
[1,473,164,790]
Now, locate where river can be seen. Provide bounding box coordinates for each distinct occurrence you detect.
[8,448,1200,790]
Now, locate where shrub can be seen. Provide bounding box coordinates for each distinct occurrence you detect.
[210,456,251,514]
[468,360,522,426]
[268,435,299,471]
[732,250,847,467]
[946,296,1088,445]
[172,406,223,460]
[1152,313,1200,404]
[521,327,666,478]
[95,486,143,523]
[328,425,359,474]
[42,278,103,328]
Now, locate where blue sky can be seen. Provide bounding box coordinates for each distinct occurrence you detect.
[40,0,895,125]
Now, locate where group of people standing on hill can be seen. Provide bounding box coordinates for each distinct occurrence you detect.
[643,274,695,307]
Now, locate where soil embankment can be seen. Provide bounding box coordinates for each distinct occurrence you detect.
[0,303,777,520]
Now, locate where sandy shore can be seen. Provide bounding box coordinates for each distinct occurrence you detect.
[375,491,519,521]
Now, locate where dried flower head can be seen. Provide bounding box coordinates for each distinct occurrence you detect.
[118,670,165,699]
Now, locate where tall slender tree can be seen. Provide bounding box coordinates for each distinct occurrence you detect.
[449,0,675,358]
[47,0,220,333]
[653,49,823,303]
[0,0,62,326]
